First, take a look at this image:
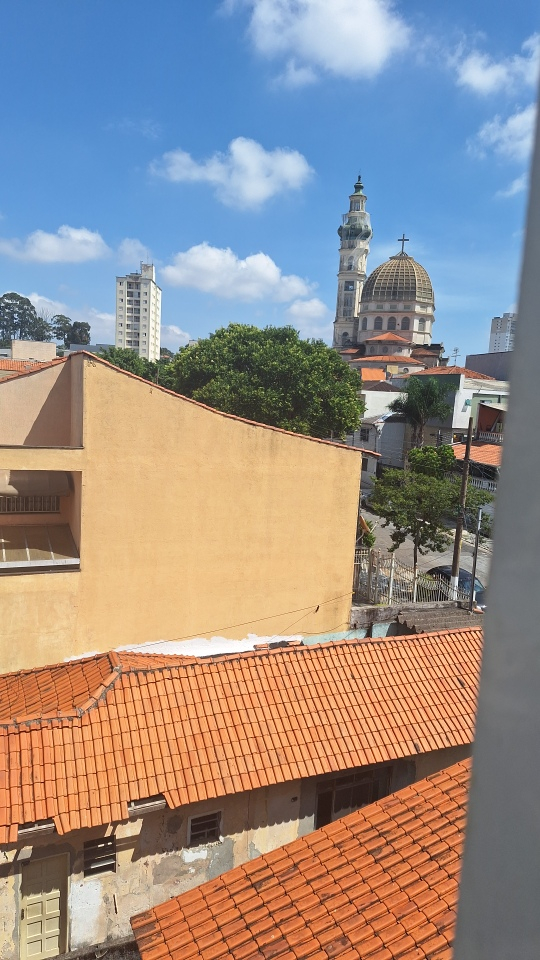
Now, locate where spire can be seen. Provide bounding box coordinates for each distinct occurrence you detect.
[353,174,364,195]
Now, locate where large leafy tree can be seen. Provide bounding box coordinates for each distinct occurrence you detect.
[389,376,452,448]
[170,324,364,438]
[370,446,492,569]
[98,347,176,390]
[0,292,53,345]
[52,316,91,348]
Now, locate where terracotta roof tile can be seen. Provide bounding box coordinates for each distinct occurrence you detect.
[0,631,481,840]
[412,366,496,380]
[364,334,411,343]
[353,356,423,366]
[132,760,470,960]
[452,442,502,467]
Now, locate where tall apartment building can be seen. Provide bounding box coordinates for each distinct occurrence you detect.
[115,263,161,361]
[489,312,516,353]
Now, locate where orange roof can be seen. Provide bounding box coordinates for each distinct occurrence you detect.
[453,442,502,467]
[132,758,470,960]
[353,355,423,365]
[0,630,481,842]
[0,358,52,372]
[365,332,410,343]
[414,365,496,380]
[359,368,385,381]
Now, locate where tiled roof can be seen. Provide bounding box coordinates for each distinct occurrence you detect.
[353,355,423,365]
[0,359,55,373]
[413,366,496,380]
[359,369,385,381]
[452,442,502,467]
[0,630,481,842]
[364,333,410,343]
[132,758,470,960]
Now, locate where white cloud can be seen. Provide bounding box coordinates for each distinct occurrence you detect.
[472,103,537,162]
[225,0,410,83]
[161,242,312,302]
[285,297,332,340]
[118,238,152,266]
[151,137,312,210]
[455,33,540,95]
[28,293,115,344]
[497,173,529,198]
[0,225,110,263]
[161,324,191,351]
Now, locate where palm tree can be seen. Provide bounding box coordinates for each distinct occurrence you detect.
[389,376,452,448]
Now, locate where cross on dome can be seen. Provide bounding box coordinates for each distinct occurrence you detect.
[398,234,410,255]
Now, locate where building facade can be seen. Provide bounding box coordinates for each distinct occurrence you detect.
[115,263,161,361]
[488,311,516,353]
[0,353,362,671]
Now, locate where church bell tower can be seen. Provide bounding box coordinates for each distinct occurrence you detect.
[333,175,372,348]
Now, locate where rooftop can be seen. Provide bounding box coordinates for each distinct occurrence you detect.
[0,630,481,842]
[452,442,503,467]
[353,355,423,365]
[413,366,496,381]
[358,369,385,382]
[132,758,470,960]
[364,333,411,343]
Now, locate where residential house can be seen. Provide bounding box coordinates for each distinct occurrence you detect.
[452,441,502,496]
[346,382,409,474]
[0,629,480,958]
[397,366,509,447]
[132,758,470,960]
[0,352,362,671]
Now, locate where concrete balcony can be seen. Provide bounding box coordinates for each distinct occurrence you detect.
[478,432,503,444]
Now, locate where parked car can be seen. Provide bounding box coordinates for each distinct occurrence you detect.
[426,565,486,608]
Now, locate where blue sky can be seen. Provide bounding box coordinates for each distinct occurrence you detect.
[0,1,538,357]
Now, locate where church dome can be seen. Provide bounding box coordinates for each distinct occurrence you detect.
[361,252,434,305]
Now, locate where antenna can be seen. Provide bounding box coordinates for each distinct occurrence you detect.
[451,347,460,365]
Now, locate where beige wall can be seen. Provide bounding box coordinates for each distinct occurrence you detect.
[11,341,57,362]
[0,356,362,670]
[0,363,73,447]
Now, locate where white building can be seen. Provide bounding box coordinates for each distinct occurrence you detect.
[489,312,516,353]
[115,263,161,362]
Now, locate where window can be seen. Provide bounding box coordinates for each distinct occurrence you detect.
[370,346,376,353]
[360,428,370,442]
[344,281,355,292]
[341,332,350,346]
[188,811,221,846]
[361,317,367,330]
[401,317,410,330]
[387,317,396,330]
[353,201,360,211]
[382,345,389,354]
[419,319,426,331]
[315,767,392,829]
[84,837,116,877]
[374,317,383,330]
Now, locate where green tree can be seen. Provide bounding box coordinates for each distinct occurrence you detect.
[52,316,91,348]
[98,347,176,391]
[389,376,452,448]
[370,448,492,569]
[0,292,53,345]
[170,324,364,438]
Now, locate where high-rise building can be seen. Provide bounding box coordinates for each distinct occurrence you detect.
[115,263,161,361]
[489,312,516,353]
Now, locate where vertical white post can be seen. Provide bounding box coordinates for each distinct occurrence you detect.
[388,555,395,604]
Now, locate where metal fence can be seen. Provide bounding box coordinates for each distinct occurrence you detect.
[353,549,471,605]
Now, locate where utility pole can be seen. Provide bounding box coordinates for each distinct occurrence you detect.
[450,416,473,599]
[469,507,483,612]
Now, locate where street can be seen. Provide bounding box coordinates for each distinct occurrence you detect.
[365,512,492,588]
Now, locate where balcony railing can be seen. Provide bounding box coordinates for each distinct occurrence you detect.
[469,477,498,493]
[478,432,503,444]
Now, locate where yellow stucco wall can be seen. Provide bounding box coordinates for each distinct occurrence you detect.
[0,356,362,670]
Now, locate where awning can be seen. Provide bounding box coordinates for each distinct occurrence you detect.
[0,471,71,497]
